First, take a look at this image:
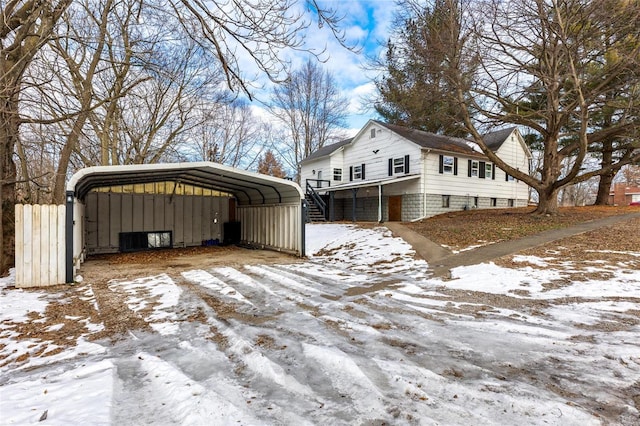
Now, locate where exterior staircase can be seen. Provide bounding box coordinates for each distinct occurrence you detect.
[305,182,327,223]
[305,196,327,222]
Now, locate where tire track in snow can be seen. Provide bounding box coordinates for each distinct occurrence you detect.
[133,351,262,425]
[182,270,253,306]
[243,265,327,297]
[208,317,316,399]
[210,266,277,296]
[302,343,389,420]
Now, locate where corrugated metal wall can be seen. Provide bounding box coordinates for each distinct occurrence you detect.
[85,192,230,253]
[237,203,302,254]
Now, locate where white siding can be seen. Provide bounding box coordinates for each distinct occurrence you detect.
[343,122,422,183]
[425,152,528,200]
[300,157,331,189]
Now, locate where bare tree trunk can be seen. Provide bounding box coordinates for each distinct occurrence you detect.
[0,97,19,275]
[595,171,615,205]
[535,186,560,215]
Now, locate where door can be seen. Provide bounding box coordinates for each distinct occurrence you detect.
[389,196,402,221]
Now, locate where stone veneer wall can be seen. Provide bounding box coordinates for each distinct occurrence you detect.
[330,193,527,222]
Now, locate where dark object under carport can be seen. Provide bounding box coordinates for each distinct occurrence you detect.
[223,221,241,245]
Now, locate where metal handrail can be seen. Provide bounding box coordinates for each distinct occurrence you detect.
[305,181,326,218]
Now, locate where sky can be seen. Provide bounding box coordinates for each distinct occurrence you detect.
[247,0,398,135]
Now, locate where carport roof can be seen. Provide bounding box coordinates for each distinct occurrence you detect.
[67,162,304,205]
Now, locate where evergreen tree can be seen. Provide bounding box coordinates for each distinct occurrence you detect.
[373,0,477,137]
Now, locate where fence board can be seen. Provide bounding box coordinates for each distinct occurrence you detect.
[56,206,65,284]
[15,204,66,288]
[15,205,24,286]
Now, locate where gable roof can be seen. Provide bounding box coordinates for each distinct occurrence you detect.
[299,138,353,164]
[482,127,518,151]
[299,121,523,163]
[375,121,480,156]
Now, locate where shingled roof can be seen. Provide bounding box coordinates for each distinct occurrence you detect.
[299,138,353,164]
[299,121,517,162]
[376,121,480,155]
[482,126,518,151]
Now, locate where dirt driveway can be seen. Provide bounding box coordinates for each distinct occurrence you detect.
[1,221,639,425]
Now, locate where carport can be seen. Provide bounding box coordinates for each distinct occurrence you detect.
[65,162,306,283]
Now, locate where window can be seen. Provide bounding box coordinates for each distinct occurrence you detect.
[442,195,450,208]
[148,231,172,248]
[490,197,497,207]
[485,163,493,180]
[333,168,342,181]
[439,155,458,175]
[506,173,515,182]
[370,128,376,138]
[353,165,363,180]
[349,164,365,181]
[394,158,405,173]
[508,199,515,207]
[389,155,410,176]
[471,161,479,177]
[443,156,454,174]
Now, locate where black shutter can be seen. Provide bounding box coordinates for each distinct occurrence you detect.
[492,164,496,180]
[454,157,458,175]
[505,171,509,181]
[404,155,410,174]
[388,159,393,176]
[468,160,472,177]
[479,161,486,179]
[439,155,444,174]
[349,166,353,181]
[361,164,366,180]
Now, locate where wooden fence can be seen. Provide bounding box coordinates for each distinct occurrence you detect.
[15,204,66,288]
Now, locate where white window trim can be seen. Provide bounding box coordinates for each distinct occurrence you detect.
[443,156,454,174]
[353,165,363,180]
[471,160,479,177]
[485,163,493,179]
[393,157,405,174]
[333,168,342,182]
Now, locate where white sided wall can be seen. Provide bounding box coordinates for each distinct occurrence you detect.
[343,122,422,183]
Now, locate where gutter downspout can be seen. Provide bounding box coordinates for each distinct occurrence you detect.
[423,149,430,218]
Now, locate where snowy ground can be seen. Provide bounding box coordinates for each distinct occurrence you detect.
[1,224,639,425]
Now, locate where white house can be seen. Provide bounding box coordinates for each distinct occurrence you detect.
[299,120,531,222]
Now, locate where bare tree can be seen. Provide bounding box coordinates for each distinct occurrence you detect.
[268,59,349,181]
[0,0,348,275]
[0,0,72,274]
[447,0,640,214]
[622,164,640,186]
[180,99,267,170]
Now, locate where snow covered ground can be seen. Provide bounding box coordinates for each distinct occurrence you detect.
[1,224,639,425]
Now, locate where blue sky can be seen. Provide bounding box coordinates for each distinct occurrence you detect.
[248,0,398,135]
